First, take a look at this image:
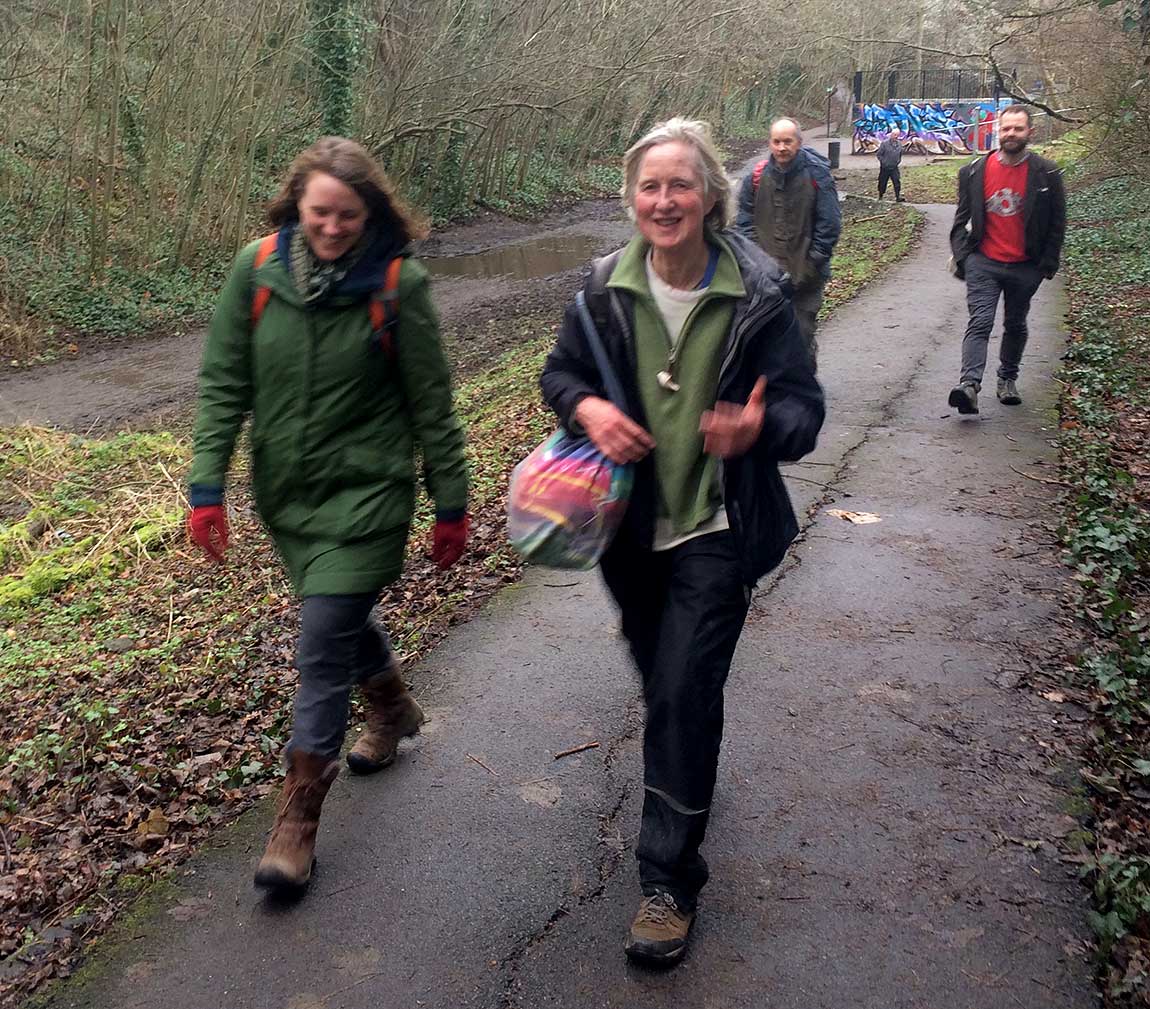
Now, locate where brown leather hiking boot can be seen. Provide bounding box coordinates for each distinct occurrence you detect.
[346,657,424,774]
[254,749,338,891]
[624,892,695,966]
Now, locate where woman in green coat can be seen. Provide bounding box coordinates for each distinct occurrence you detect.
[187,137,469,892]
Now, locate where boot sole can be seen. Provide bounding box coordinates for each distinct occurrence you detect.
[254,858,315,891]
[624,942,688,967]
[998,394,1022,405]
[948,388,979,414]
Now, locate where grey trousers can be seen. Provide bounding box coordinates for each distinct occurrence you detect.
[792,280,825,368]
[288,593,393,759]
[960,252,1043,386]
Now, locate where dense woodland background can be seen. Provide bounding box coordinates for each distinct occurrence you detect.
[0,0,1146,356]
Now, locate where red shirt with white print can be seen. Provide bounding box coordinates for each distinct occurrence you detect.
[980,153,1029,263]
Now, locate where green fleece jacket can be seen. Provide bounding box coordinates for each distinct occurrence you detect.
[189,233,467,594]
[607,234,742,537]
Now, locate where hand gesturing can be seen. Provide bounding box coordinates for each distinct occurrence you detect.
[699,377,767,459]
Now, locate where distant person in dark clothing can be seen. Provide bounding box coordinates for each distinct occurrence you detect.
[734,118,842,366]
[876,128,905,201]
[947,106,1066,414]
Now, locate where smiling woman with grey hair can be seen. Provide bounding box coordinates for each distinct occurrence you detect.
[540,117,824,966]
[620,117,734,231]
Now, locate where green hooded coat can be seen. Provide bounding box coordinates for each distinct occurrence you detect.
[189,230,468,595]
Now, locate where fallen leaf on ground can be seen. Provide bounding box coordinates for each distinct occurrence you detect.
[825,509,882,524]
[167,897,212,921]
[136,808,170,840]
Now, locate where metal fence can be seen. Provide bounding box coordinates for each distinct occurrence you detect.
[853,68,998,105]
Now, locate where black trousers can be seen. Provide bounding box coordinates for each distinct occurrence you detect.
[878,166,901,199]
[600,530,751,910]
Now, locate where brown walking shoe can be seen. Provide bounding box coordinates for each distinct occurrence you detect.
[254,749,338,891]
[624,892,695,966]
[346,656,424,774]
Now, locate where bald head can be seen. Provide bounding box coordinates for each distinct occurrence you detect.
[769,118,802,169]
[770,118,802,141]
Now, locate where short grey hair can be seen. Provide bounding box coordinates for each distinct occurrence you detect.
[620,117,733,231]
[770,118,803,142]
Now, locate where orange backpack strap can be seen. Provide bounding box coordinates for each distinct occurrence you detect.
[751,159,769,195]
[370,257,403,360]
[249,232,279,329]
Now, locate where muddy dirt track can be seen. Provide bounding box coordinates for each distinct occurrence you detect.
[0,196,635,431]
[27,192,1095,1007]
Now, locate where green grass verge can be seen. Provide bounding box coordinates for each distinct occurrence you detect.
[824,202,923,315]
[1058,174,1150,1004]
[896,159,968,202]
[0,328,554,1001]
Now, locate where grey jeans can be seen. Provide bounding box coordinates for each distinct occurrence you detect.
[792,279,825,369]
[288,593,393,759]
[960,252,1043,386]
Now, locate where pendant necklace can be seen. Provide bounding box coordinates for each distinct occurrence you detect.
[651,245,714,395]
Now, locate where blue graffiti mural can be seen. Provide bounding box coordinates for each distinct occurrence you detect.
[852,100,1002,155]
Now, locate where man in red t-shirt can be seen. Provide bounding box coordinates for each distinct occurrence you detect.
[947,106,1067,414]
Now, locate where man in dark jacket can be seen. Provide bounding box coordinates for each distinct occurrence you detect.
[734,118,842,366]
[876,128,905,201]
[947,105,1066,413]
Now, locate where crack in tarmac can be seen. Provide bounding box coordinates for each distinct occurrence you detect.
[749,341,936,623]
[495,699,644,1007]
[495,316,942,1002]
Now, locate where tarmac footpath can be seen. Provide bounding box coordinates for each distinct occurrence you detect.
[37,204,1094,1009]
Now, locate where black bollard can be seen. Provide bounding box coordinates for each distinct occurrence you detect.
[827,139,841,169]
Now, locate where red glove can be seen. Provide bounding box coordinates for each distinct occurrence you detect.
[431,514,469,570]
[187,505,228,562]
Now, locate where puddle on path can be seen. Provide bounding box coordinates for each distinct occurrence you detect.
[85,346,199,391]
[424,233,602,281]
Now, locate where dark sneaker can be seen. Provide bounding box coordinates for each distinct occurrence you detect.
[624,892,694,966]
[948,383,979,415]
[996,378,1022,405]
[895,196,906,202]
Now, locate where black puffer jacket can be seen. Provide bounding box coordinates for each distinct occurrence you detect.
[540,230,825,584]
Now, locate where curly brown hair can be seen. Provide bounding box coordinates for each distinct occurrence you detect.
[266,136,428,242]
